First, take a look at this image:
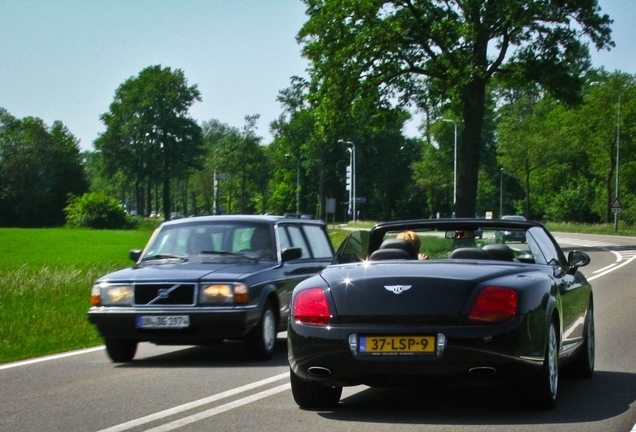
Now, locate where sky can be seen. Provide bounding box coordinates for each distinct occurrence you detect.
[1,1,635,151]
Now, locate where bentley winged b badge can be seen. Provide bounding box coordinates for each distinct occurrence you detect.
[384,285,412,294]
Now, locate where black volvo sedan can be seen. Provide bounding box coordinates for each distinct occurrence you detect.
[88,215,334,362]
[288,218,594,410]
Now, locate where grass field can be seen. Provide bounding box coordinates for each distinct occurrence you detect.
[1,220,633,364]
[0,228,153,363]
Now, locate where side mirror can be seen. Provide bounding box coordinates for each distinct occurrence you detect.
[281,247,302,262]
[568,250,590,268]
[129,249,143,262]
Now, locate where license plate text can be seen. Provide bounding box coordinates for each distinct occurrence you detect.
[359,335,435,354]
[136,315,190,329]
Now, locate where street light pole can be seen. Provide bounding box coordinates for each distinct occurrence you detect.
[339,140,356,224]
[436,118,458,209]
[500,168,503,217]
[591,82,621,231]
[615,92,621,231]
[213,148,219,215]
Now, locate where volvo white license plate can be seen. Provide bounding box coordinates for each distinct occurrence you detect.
[136,315,190,329]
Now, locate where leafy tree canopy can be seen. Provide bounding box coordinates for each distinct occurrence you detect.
[298,0,614,216]
[0,108,87,227]
[95,65,203,219]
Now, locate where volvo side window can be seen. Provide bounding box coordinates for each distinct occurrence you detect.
[303,225,333,259]
[286,225,311,258]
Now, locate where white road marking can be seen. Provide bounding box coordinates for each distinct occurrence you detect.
[142,383,290,432]
[592,263,617,274]
[553,236,636,281]
[0,346,105,371]
[587,253,636,281]
[95,372,289,432]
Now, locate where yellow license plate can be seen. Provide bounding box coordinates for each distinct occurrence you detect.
[359,335,435,354]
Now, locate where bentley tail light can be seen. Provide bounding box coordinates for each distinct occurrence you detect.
[469,286,517,323]
[292,287,331,325]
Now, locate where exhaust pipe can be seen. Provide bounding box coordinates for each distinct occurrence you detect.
[468,366,497,376]
[307,366,332,377]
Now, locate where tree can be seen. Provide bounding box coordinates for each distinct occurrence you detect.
[581,70,636,223]
[0,109,87,227]
[95,65,203,220]
[497,95,574,219]
[298,0,614,217]
[270,77,317,216]
[198,117,268,215]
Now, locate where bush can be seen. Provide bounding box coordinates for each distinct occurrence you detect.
[64,192,129,229]
[542,183,600,223]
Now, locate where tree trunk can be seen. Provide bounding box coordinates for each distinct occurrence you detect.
[146,179,152,217]
[458,79,486,217]
[135,177,143,216]
[319,153,325,221]
[525,159,531,219]
[605,170,612,223]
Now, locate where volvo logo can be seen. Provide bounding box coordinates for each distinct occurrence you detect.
[147,284,181,305]
[384,285,412,294]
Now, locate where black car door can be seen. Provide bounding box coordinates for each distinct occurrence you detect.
[528,227,589,349]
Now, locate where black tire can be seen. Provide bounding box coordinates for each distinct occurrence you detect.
[521,321,559,409]
[290,368,342,409]
[565,302,595,378]
[245,301,277,360]
[105,338,137,363]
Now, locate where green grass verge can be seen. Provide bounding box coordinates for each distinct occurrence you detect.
[0,228,152,363]
[544,221,636,237]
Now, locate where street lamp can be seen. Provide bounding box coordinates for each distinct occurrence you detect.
[213,148,219,215]
[339,139,356,224]
[591,81,621,231]
[499,168,503,217]
[436,118,458,207]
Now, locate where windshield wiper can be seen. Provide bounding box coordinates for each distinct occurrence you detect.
[141,254,188,262]
[198,250,258,262]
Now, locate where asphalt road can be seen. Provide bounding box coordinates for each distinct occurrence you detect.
[2,233,636,432]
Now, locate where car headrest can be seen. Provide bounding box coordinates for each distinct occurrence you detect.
[483,244,515,261]
[369,248,414,261]
[377,238,417,259]
[449,247,490,260]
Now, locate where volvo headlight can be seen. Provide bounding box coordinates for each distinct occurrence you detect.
[199,283,249,305]
[92,283,133,306]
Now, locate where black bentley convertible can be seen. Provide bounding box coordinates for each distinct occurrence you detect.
[288,218,594,410]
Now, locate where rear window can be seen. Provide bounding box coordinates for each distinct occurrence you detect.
[502,215,526,221]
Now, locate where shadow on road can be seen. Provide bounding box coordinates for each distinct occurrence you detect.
[114,336,289,368]
[317,370,636,426]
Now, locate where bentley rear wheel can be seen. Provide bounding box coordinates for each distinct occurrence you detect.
[290,368,342,409]
[522,321,559,409]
